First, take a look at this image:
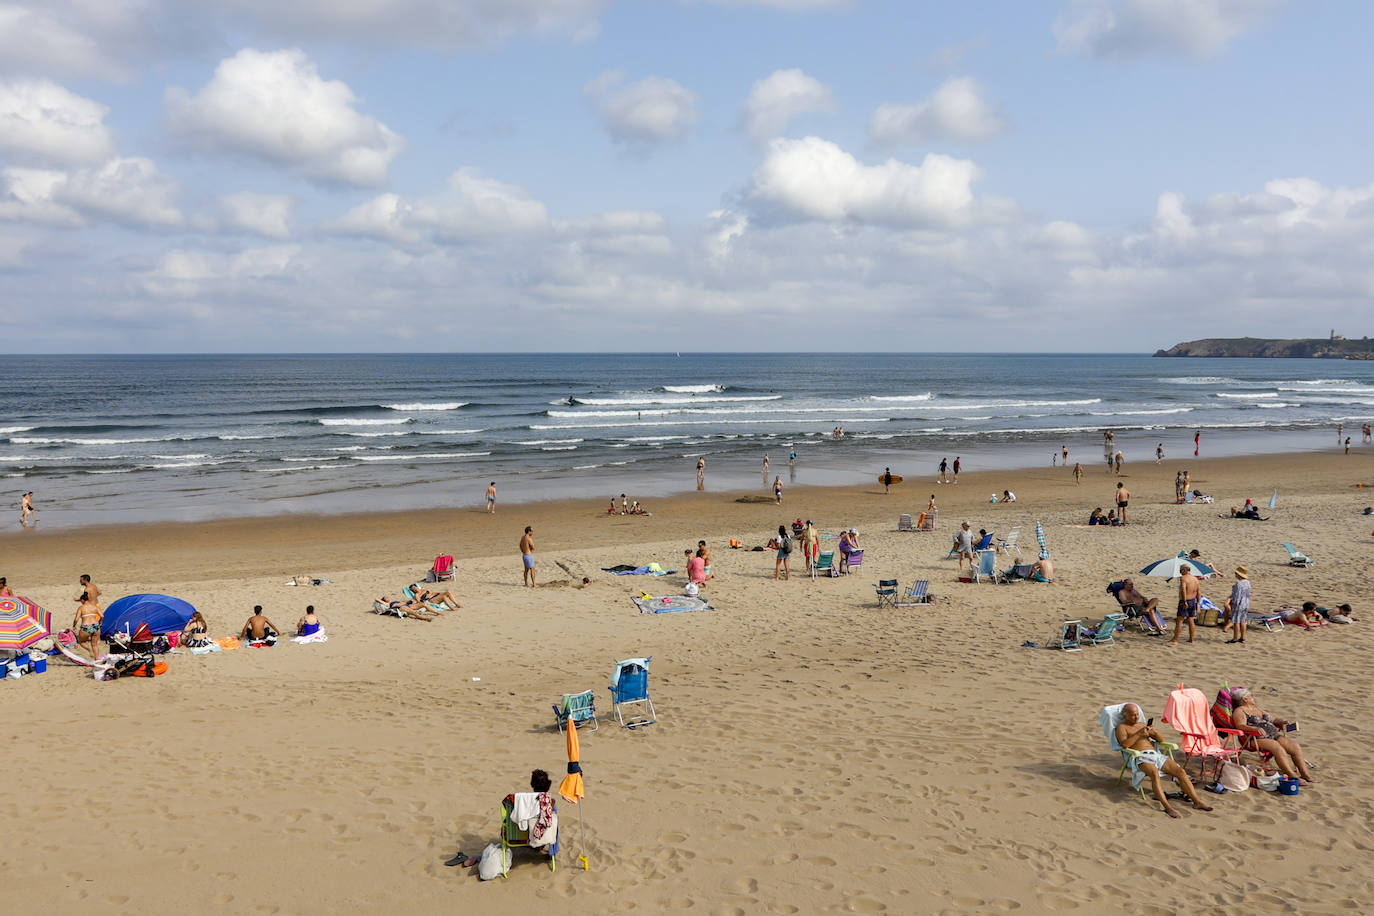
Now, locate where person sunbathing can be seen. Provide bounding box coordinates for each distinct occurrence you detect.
[296,606,323,636]
[408,583,461,610]
[181,611,211,648]
[1227,687,1315,784]
[1115,579,1166,631]
[1280,603,1327,629]
[1030,554,1054,582]
[375,596,435,621]
[239,606,281,644]
[1115,704,1212,818]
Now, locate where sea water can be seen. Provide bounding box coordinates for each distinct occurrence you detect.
[2,353,1372,526]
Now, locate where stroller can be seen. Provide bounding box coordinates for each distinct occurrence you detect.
[101,622,168,679]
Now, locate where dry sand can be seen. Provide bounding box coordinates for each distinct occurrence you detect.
[3,450,1374,914]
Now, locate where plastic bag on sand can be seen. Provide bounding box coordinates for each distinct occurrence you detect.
[477,843,509,881]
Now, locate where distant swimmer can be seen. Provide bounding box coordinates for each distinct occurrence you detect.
[567,395,576,406]
[1062,445,1069,465]
[1156,443,1164,464]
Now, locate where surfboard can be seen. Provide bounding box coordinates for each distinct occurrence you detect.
[878,474,904,485]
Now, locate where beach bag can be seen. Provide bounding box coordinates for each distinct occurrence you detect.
[1217,761,1250,792]
[477,843,509,881]
[1252,770,1282,792]
[1198,604,1220,627]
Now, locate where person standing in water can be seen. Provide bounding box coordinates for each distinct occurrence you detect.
[20,491,36,526]
[696,457,705,490]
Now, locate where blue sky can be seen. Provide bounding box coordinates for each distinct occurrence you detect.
[2,0,1371,352]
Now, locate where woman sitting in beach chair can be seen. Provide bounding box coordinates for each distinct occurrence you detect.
[1225,687,1315,784]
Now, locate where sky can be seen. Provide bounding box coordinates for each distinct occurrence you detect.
[1,0,1372,353]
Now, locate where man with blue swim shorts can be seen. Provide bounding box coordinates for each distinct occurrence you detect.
[1169,564,1201,645]
[520,526,536,588]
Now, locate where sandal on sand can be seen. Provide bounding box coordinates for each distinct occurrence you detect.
[444,852,470,867]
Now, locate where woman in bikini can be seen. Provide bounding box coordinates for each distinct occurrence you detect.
[408,583,460,610]
[181,611,211,648]
[72,595,103,659]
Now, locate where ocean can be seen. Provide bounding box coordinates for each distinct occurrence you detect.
[3,353,1372,526]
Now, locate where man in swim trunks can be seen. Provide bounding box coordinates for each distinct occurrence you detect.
[520,526,536,587]
[1114,704,1212,818]
[486,482,496,513]
[240,606,281,644]
[1115,579,1165,632]
[76,574,102,610]
[20,491,35,526]
[1169,565,1201,645]
[1115,482,1130,524]
[1030,554,1054,582]
[1062,445,1068,465]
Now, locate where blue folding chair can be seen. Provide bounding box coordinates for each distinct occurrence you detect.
[973,549,998,584]
[608,657,657,728]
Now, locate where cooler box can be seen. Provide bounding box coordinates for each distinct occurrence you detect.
[29,656,46,674]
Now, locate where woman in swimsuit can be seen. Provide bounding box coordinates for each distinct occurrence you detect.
[181,611,211,648]
[409,583,460,610]
[1228,688,1314,784]
[72,597,103,660]
[0,576,11,596]
[296,606,323,636]
[375,596,435,621]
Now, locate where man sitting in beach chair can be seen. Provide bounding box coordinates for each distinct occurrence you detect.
[1108,579,1166,634]
[1102,703,1211,818]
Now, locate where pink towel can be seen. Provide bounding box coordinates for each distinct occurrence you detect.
[1163,687,1216,754]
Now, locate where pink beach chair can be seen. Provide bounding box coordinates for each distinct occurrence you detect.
[431,554,456,582]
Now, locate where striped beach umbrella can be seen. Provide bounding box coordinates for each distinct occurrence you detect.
[0,595,51,651]
[1035,520,1049,558]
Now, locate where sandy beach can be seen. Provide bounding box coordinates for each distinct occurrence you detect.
[4,449,1373,914]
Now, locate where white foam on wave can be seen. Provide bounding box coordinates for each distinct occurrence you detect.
[340,431,412,438]
[283,456,342,462]
[327,445,374,452]
[516,438,585,446]
[571,394,781,407]
[614,435,690,442]
[541,445,578,451]
[1164,377,1231,384]
[219,433,288,441]
[661,384,725,393]
[382,402,467,411]
[1217,392,1278,399]
[0,426,34,435]
[353,451,491,461]
[416,428,485,435]
[88,468,134,475]
[1276,385,1374,395]
[1088,407,1194,416]
[532,417,890,431]
[869,393,933,402]
[150,453,209,460]
[318,417,412,426]
[1268,378,1353,386]
[142,459,226,469]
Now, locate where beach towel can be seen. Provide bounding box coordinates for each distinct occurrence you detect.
[1162,687,1214,754]
[511,792,541,830]
[216,637,241,651]
[291,630,328,644]
[633,595,713,614]
[604,565,675,576]
[190,641,224,655]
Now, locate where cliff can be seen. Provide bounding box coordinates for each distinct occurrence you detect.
[1153,337,1374,359]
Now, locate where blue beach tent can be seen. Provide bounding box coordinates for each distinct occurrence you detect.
[100,593,197,639]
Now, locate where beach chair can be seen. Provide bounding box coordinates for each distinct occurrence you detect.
[874,579,898,609]
[1101,703,1180,801]
[431,554,456,582]
[972,549,998,584]
[552,690,598,733]
[1253,611,1285,632]
[995,526,1022,557]
[811,551,835,579]
[1082,612,1126,646]
[896,514,914,532]
[1210,686,1274,769]
[500,795,557,875]
[402,585,447,613]
[843,549,863,574]
[917,509,937,531]
[1162,685,1244,783]
[608,657,656,728]
[897,579,931,606]
[1281,542,1311,567]
[1047,620,1084,651]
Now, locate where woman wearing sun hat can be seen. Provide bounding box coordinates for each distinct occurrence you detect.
[1225,566,1251,644]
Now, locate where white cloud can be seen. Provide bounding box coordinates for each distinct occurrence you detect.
[1054,0,1275,59]
[585,70,699,148]
[0,0,153,81]
[701,0,849,8]
[868,77,1005,146]
[0,157,181,228]
[740,68,835,144]
[326,168,549,246]
[747,136,981,226]
[195,192,296,239]
[139,244,300,298]
[166,48,405,186]
[0,79,114,165]
[556,210,668,236]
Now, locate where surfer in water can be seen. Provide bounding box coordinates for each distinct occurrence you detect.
[566,395,576,406]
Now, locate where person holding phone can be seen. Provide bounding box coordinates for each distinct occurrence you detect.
[1114,704,1212,818]
[1227,688,1314,784]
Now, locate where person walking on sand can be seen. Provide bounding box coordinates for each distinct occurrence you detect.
[1345,437,1352,455]
[1156,443,1164,464]
[1169,564,1201,645]
[486,481,497,513]
[938,457,948,484]
[20,491,35,526]
[696,457,705,490]
[1115,481,1130,524]
[1114,451,1124,475]
[72,590,103,659]
[882,467,893,494]
[1062,445,1069,466]
[773,525,792,580]
[520,526,537,587]
[952,457,961,484]
[1073,462,1083,485]
[773,475,783,504]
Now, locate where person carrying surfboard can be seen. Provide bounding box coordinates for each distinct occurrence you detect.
[883,468,893,494]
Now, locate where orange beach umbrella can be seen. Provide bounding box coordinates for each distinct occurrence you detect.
[558,716,588,869]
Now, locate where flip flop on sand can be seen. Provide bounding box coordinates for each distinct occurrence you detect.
[444,851,475,867]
